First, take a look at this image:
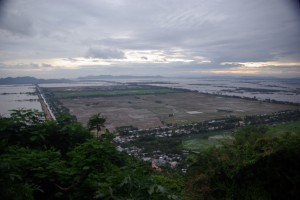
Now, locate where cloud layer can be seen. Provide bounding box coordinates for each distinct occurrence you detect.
[0,0,299,78]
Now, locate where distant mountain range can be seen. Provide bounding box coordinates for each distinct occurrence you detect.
[0,75,164,84]
[0,76,72,85]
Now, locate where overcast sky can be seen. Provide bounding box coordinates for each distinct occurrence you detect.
[0,0,299,78]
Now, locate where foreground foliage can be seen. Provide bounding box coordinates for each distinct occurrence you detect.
[187,126,300,200]
[0,109,184,200]
[1,109,299,200]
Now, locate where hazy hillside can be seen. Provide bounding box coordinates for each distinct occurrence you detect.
[0,76,72,85]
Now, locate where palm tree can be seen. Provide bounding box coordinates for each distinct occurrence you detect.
[87,113,106,138]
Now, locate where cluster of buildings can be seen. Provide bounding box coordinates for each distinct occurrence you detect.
[113,109,300,172]
[117,145,182,166]
[114,143,186,172]
[113,116,242,172]
[116,116,241,138]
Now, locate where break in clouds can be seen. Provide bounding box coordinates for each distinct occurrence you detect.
[0,0,299,78]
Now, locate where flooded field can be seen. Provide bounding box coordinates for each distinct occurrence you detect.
[113,78,300,103]
[39,77,300,103]
[0,85,42,117]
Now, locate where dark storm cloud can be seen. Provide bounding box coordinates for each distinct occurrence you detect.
[0,9,34,35]
[286,0,300,16]
[0,0,8,17]
[85,0,300,64]
[0,0,299,78]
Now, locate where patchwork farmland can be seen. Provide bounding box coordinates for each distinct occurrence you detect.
[45,85,299,130]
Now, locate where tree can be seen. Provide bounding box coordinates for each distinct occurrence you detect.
[87,113,106,138]
[0,110,91,155]
[186,126,300,200]
[0,110,184,199]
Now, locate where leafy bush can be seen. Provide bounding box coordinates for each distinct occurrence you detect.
[187,126,300,200]
[0,109,184,200]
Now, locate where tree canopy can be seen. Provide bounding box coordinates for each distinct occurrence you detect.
[87,113,106,138]
[186,126,300,200]
[1,109,299,199]
[0,109,184,200]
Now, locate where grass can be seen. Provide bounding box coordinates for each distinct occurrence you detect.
[267,120,300,136]
[182,121,300,153]
[54,88,178,98]
[182,130,233,152]
[183,138,219,152]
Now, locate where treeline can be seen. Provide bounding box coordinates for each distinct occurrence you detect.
[245,109,300,125]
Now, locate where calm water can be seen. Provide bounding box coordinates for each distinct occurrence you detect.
[111,78,300,103]
[0,85,42,117]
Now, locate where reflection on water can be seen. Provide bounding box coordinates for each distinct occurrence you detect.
[111,78,300,103]
[38,78,300,103]
[0,85,42,117]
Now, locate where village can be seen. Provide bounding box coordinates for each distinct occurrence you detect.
[113,109,300,172]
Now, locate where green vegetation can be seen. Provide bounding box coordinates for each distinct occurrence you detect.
[87,113,106,138]
[0,109,185,200]
[183,120,300,153]
[267,120,300,136]
[53,88,178,98]
[1,109,300,199]
[182,131,233,152]
[183,137,219,152]
[186,126,300,200]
